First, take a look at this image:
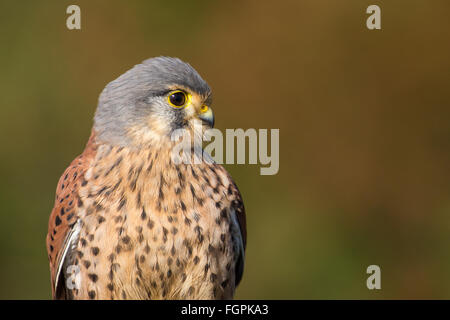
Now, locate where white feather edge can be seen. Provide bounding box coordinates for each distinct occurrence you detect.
[54,219,82,293]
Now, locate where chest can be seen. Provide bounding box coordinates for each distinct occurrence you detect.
[72,146,238,299]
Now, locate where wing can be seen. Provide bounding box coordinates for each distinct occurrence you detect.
[46,131,97,299]
[230,183,246,287]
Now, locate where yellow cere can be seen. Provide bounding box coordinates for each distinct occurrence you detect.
[200,105,209,113]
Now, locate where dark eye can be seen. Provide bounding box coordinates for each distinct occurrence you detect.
[168,90,187,108]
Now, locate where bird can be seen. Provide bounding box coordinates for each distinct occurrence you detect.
[46,57,246,300]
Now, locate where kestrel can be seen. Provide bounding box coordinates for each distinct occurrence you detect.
[46,57,246,300]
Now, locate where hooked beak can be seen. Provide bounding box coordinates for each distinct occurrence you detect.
[198,105,214,128]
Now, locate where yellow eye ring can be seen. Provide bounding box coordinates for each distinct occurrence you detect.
[167,90,190,108]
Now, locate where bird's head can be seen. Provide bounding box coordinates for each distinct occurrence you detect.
[94,57,214,148]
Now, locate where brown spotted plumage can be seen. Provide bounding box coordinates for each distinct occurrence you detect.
[46,57,246,299]
[47,131,98,299]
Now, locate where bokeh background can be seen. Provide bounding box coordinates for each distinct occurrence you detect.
[0,0,449,299]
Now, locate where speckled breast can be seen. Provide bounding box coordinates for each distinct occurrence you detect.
[66,144,241,299]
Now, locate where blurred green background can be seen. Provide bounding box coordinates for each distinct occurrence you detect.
[0,0,449,299]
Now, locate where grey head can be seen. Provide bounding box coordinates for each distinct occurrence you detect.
[94,56,214,148]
